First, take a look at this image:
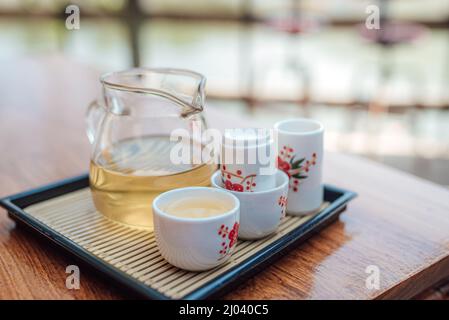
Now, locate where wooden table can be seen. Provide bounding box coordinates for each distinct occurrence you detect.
[1,56,449,300]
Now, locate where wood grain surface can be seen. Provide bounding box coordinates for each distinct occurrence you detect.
[1,56,449,299]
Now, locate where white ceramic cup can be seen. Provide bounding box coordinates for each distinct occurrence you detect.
[211,169,289,240]
[152,187,240,271]
[274,118,324,215]
[221,128,276,192]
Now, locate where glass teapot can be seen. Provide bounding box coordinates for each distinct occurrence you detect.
[86,68,217,229]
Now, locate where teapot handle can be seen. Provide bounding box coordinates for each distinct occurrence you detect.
[85,100,104,145]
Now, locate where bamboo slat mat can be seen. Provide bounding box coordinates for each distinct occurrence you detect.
[25,188,328,299]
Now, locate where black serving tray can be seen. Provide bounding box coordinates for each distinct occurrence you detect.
[0,174,356,299]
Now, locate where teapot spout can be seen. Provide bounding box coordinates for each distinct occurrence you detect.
[166,69,206,117]
[100,68,207,118]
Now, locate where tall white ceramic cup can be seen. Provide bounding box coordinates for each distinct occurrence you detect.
[274,119,324,215]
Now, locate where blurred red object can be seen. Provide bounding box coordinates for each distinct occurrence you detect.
[358,22,427,46]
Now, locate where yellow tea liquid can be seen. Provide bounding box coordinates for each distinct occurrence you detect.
[89,136,216,229]
[162,197,233,219]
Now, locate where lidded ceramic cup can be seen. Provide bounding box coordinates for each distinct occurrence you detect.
[220,128,276,192]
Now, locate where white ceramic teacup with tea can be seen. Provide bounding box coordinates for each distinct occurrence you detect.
[152,187,240,271]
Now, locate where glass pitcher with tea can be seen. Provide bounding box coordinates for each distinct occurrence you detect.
[86,68,217,229]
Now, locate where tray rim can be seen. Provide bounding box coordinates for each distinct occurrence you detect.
[0,174,357,300]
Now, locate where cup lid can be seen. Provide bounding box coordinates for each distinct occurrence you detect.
[222,128,272,149]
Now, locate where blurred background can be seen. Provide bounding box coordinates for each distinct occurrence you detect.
[0,0,448,185]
